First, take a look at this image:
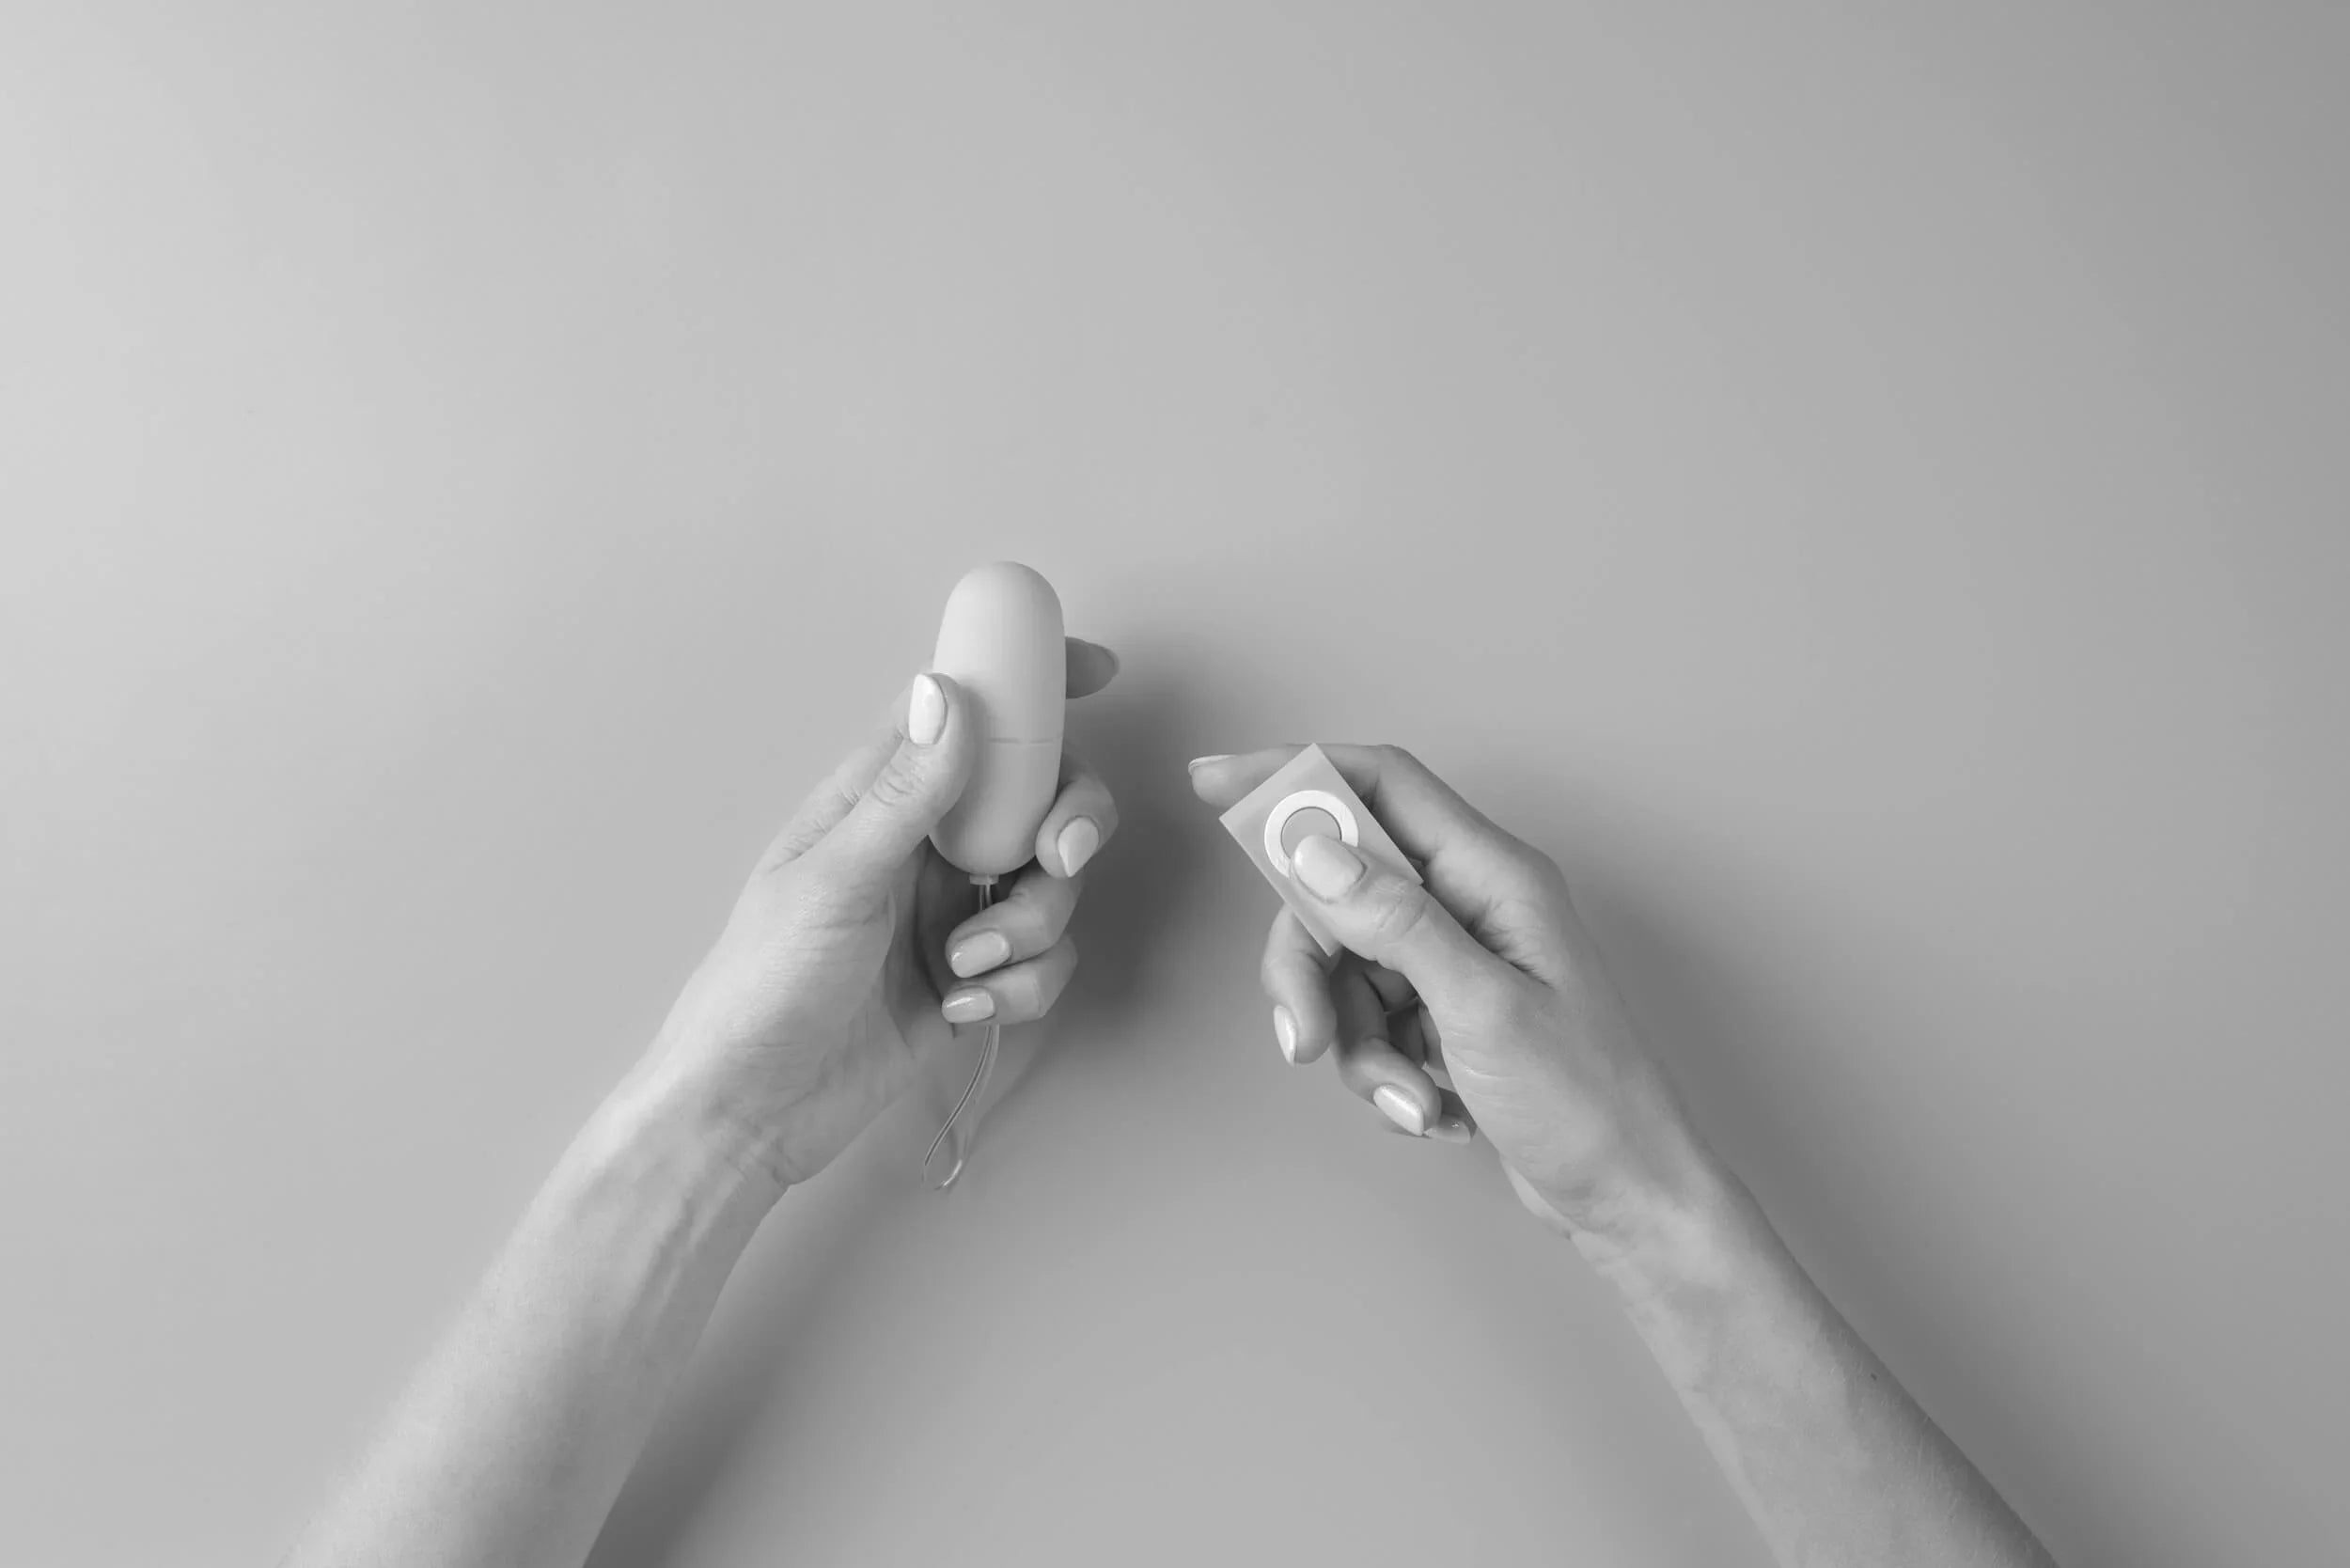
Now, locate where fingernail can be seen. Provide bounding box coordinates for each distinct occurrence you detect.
[1427,1115,1474,1145]
[948,931,1011,978]
[1273,1005,1299,1063]
[1292,833,1364,898]
[1372,1084,1427,1137]
[941,988,995,1024]
[1057,816,1100,877]
[1186,755,1232,771]
[908,673,946,745]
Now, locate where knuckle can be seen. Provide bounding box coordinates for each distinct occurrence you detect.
[1026,882,1078,948]
[1368,884,1434,947]
[863,759,927,812]
[995,900,1042,954]
[1017,945,1077,1017]
[1005,923,1047,968]
[1010,980,1044,1019]
[1505,833,1568,890]
[984,917,1036,966]
[1496,855,1566,912]
[1332,1047,1380,1097]
[1483,980,1551,1045]
[994,969,1038,1018]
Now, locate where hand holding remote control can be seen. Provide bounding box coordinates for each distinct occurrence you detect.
[1191,744,1709,1238]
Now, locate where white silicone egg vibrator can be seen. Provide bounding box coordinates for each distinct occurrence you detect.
[920,561,1064,1189]
[928,562,1066,878]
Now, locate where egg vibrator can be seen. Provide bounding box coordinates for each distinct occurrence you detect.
[922,562,1066,1187]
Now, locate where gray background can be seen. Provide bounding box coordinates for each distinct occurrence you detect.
[3,5,2343,1565]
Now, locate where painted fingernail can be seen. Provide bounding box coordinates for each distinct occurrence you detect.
[1372,1084,1427,1136]
[941,988,995,1024]
[1273,1005,1299,1063]
[1186,755,1232,771]
[1057,816,1100,877]
[1426,1115,1474,1145]
[948,931,1011,978]
[908,673,946,745]
[1292,833,1364,898]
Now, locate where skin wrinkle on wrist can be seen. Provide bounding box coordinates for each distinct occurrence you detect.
[590,1054,792,1216]
[1567,1136,1747,1290]
[1519,1074,1716,1261]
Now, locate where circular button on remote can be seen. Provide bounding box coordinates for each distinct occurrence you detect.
[1263,790,1359,877]
[1278,808,1343,857]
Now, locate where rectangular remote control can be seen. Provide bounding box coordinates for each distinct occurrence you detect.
[1218,745,1422,957]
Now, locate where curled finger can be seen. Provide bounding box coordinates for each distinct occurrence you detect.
[943,863,1080,979]
[1036,745,1119,879]
[938,935,1079,1027]
[1332,964,1442,1137]
[1260,907,1339,1065]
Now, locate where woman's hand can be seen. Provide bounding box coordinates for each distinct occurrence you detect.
[1189,745,1708,1240]
[647,641,1120,1188]
[1193,745,2058,1567]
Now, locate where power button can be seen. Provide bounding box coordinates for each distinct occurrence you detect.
[1262,789,1359,877]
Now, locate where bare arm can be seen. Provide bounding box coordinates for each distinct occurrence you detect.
[1559,1151,2050,1567]
[283,1063,778,1568]
[1193,745,2052,1568]
[287,656,1119,1566]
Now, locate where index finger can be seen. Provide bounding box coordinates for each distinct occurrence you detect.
[1066,637,1120,699]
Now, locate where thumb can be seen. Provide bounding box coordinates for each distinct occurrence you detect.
[816,672,977,882]
[1288,832,1496,1009]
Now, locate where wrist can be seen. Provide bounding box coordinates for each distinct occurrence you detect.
[1561,1130,1756,1295]
[1529,1091,1739,1267]
[580,1052,794,1217]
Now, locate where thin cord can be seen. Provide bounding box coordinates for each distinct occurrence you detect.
[924,874,1001,1190]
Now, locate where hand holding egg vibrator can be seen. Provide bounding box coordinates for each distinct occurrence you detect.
[922,562,1066,1188]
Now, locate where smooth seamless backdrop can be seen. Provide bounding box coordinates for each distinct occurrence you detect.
[3,5,2343,1564]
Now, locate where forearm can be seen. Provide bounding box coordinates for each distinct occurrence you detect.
[1572,1147,2052,1568]
[285,1057,783,1568]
